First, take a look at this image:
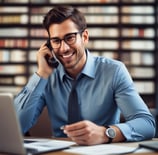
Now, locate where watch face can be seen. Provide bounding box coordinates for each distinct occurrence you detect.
[106,128,116,138]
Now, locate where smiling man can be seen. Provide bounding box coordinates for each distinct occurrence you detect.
[14,6,155,145]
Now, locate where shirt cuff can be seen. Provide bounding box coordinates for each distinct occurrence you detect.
[115,123,132,141]
[26,72,48,92]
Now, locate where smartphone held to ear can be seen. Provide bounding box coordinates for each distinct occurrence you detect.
[45,40,59,68]
[45,54,59,68]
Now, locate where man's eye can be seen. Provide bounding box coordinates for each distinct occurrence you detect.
[66,35,75,41]
[52,39,60,44]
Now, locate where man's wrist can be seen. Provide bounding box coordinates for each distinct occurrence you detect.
[36,71,49,79]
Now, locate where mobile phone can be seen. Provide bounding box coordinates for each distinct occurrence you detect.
[45,40,59,68]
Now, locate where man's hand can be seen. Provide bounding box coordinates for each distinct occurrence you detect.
[62,120,125,145]
[36,43,54,79]
[62,120,107,145]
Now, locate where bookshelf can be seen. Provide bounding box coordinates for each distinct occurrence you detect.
[0,0,158,113]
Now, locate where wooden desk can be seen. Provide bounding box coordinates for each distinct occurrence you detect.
[0,138,157,155]
[42,138,158,155]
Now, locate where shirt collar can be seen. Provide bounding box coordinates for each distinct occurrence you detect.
[58,49,96,82]
[82,49,95,79]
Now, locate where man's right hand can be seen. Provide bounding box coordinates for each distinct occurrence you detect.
[36,42,54,79]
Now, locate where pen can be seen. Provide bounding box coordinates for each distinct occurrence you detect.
[60,125,65,130]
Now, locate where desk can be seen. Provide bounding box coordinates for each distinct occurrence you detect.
[40,138,158,155]
[44,139,158,155]
[0,138,157,155]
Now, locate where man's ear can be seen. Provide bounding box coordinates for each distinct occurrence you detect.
[82,29,89,44]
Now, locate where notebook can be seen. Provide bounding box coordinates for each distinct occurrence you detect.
[139,141,158,151]
[0,93,75,155]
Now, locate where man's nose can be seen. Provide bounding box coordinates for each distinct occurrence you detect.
[60,40,70,52]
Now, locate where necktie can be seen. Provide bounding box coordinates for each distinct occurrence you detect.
[68,81,81,124]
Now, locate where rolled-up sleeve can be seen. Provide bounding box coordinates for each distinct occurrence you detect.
[113,63,156,141]
[14,73,48,134]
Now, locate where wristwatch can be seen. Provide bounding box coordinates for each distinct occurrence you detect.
[105,126,116,143]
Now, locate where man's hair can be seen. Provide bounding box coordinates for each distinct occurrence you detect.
[43,5,87,35]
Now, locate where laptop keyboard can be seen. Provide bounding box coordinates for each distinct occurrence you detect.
[25,147,38,154]
[24,140,39,154]
[24,140,37,143]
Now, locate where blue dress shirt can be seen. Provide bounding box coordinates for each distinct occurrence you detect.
[14,50,155,141]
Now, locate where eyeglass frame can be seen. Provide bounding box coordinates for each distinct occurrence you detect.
[49,30,84,49]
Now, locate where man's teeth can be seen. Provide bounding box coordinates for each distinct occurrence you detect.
[62,53,73,58]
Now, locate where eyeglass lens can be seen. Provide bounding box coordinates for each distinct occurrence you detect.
[50,31,82,49]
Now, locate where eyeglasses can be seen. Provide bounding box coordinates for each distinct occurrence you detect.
[49,30,83,49]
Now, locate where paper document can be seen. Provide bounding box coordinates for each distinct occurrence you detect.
[24,138,76,151]
[64,144,153,155]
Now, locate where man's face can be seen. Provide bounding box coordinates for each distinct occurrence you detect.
[48,19,89,73]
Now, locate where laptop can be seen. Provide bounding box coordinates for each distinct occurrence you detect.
[0,93,75,155]
[139,141,158,152]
